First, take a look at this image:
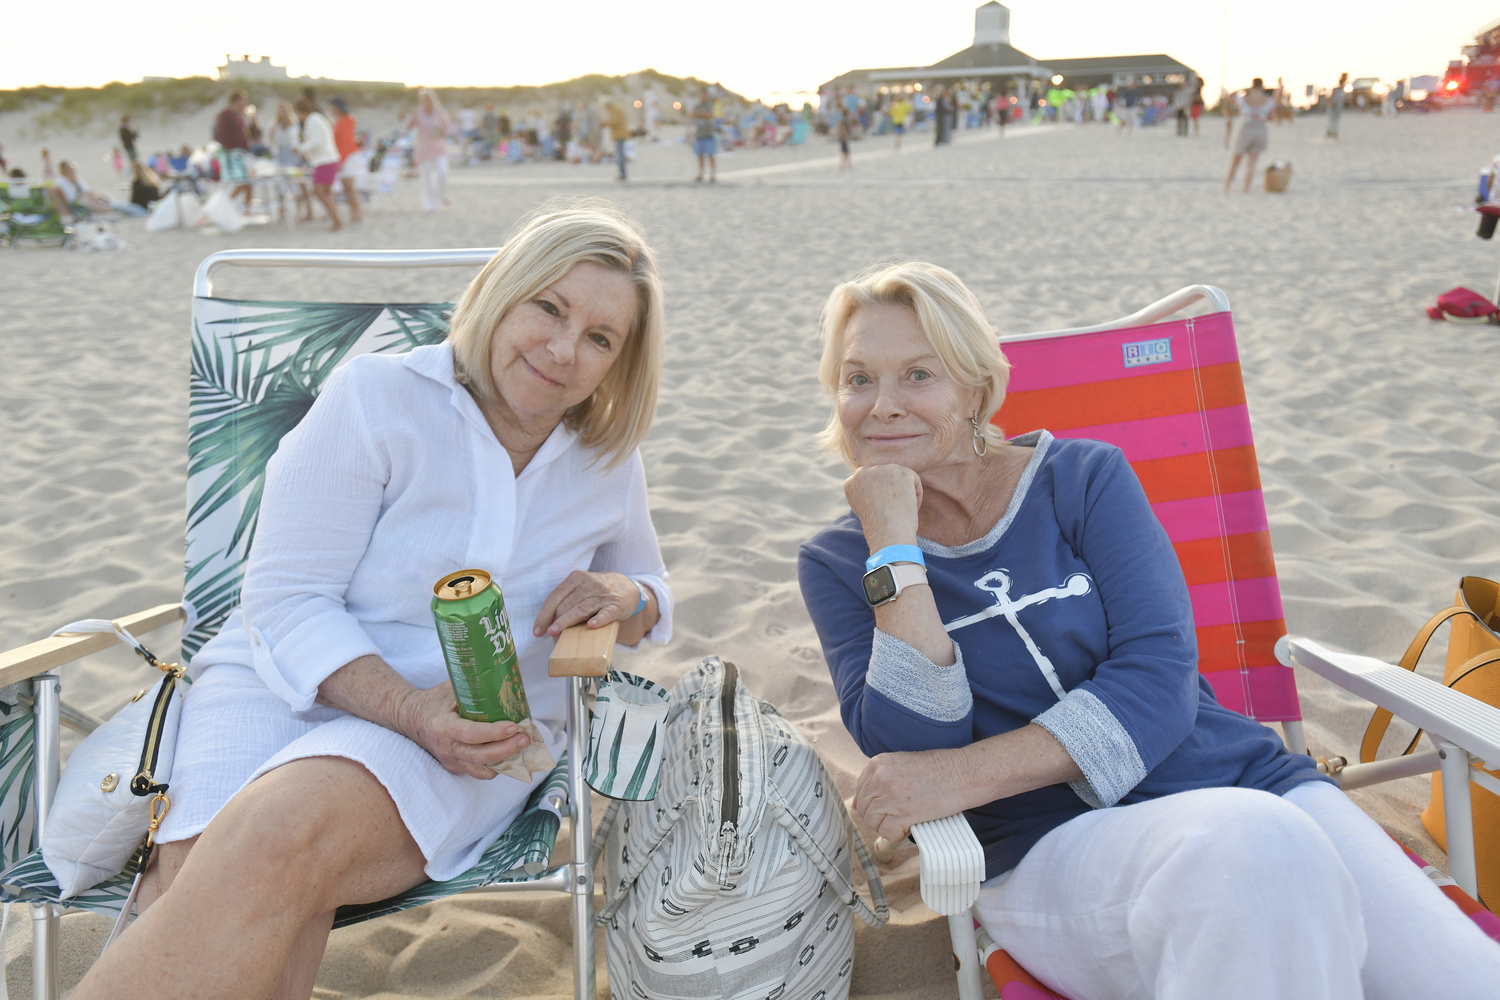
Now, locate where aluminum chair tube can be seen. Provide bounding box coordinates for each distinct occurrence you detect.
[949,913,984,1000]
[998,284,1232,344]
[1281,719,1307,756]
[567,676,596,1000]
[1332,748,1443,790]
[193,247,502,298]
[31,674,60,1000]
[1438,741,1480,898]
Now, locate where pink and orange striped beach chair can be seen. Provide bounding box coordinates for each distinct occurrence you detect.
[890,286,1500,1000]
[996,286,1296,734]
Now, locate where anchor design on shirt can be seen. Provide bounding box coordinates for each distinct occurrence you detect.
[943,570,1093,700]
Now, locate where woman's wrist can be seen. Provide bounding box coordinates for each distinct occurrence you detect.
[863,521,919,555]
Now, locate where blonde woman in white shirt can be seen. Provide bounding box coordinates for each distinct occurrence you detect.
[294,96,344,229]
[73,202,673,1000]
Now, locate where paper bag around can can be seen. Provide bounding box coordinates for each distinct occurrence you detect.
[489,718,556,782]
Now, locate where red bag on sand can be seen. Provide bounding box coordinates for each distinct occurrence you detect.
[1428,287,1499,321]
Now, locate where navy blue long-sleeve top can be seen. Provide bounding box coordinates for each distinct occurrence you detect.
[797,431,1327,879]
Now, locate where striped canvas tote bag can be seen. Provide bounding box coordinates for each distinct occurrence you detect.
[594,656,888,999]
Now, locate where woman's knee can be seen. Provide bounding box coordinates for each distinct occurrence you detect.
[1144,788,1359,910]
[198,757,421,902]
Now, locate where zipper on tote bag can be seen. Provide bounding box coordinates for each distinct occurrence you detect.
[717,660,739,887]
[129,675,178,796]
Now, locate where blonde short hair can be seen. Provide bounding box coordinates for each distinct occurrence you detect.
[449,199,664,470]
[817,260,1010,466]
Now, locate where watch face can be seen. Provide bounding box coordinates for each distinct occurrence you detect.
[862,565,897,606]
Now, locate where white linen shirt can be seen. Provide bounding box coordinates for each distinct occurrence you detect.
[296,111,341,167]
[192,341,673,746]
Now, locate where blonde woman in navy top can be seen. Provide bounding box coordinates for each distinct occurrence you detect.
[797,260,1500,999]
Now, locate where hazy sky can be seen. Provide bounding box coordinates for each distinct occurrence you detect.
[4,1,1491,106]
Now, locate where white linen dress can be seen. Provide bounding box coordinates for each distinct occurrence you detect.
[159,342,673,880]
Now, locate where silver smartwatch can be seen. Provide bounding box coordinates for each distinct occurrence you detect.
[861,562,929,607]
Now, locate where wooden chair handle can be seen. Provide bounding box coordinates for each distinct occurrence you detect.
[547,621,619,677]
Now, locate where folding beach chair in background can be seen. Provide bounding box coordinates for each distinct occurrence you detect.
[881,286,1500,1000]
[0,248,614,1000]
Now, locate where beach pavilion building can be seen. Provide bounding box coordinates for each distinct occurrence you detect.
[820,2,1196,106]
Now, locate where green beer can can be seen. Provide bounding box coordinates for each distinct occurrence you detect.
[431,568,532,723]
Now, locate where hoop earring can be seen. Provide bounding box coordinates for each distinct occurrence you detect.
[970,412,988,458]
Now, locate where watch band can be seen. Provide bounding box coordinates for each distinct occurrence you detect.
[888,562,928,594]
[865,544,927,573]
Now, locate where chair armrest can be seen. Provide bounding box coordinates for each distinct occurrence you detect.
[0,603,184,686]
[910,814,985,916]
[547,621,618,677]
[1287,636,1500,766]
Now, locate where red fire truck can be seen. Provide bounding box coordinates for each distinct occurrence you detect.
[1441,18,1500,99]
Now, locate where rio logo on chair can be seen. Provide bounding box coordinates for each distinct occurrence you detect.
[1121,338,1172,368]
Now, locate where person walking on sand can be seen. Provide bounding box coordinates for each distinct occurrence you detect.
[934,87,953,145]
[1224,77,1283,194]
[1191,78,1204,136]
[215,91,254,209]
[838,111,854,170]
[603,98,630,181]
[1174,76,1193,137]
[691,87,717,181]
[406,88,453,210]
[1116,78,1142,136]
[40,148,55,182]
[329,97,364,225]
[119,115,139,162]
[1326,74,1347,140]
[294,96,343,230]
[889,93,913,150]
[268,101,311,223]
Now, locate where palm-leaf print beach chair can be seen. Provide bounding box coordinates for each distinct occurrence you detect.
[0,248,614,1000]
[878,285,1500,1000]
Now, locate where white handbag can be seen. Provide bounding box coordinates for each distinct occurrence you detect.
[40,621,185,900]
[594,657,888,1000]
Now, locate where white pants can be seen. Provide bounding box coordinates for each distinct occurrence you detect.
[418,156,448,211]
[977,782,1500,1000]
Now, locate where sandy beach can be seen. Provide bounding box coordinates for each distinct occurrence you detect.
[4,107,1500,997]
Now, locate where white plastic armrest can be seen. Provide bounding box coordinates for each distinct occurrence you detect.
[1287,636,1500,766]
[910,814,985,916]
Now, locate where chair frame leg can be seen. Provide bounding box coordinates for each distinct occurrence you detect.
[948,912,983,1000]
[31,674,60,1000]
[1437,739,1480,899]
[1281,719,1307,756]
[568,676,595,1000]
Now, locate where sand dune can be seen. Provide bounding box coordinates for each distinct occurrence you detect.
[3,108,1500,996]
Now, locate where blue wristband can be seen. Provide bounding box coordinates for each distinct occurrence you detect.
[630,579,649,618]
[865,544,926,573]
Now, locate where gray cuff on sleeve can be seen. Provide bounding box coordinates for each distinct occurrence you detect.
[1033,688,1147,809]
[866,629,972,723]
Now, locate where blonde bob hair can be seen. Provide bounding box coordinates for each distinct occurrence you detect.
[817,260,1010,467]
[449,199,664,470]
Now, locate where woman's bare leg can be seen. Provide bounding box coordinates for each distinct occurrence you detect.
[1223,153,1243,193]
[71,756,427,1000]
[139,834,333,1000]
[1243,152,1261,193]
[313,184,342,230]
[340,176,364,223]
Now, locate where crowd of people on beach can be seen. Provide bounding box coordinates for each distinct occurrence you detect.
[0,66,1447,244]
